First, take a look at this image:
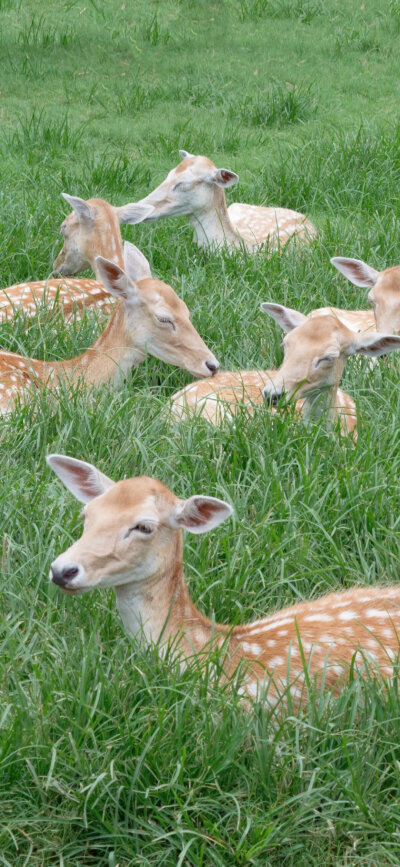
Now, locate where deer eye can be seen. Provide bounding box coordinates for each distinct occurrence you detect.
[315,355,336,368]
[124,523,155,539]
[172,182,191,192]
[156,314,176,330]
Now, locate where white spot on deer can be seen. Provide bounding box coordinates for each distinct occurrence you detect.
[246,682,258,698]
[269,656,285,668]
[366,608,389,619]
[266,639,276,648]
[339,610,357,621]
[304,613,333,623]
[241,641,262,656]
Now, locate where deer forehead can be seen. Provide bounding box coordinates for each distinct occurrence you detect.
[137,278,188,315]
[376,267,400,295]
[85,476,177,521]
[288,316,351,349]
[172,155,216,179]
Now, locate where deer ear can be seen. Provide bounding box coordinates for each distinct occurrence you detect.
[95,256,138,302]
[331,257,379,288]
[61,193,93,222]
[179,149,194,159]
[211,168,239,188]
[170,496,233,535]
[116,203,154,225]
[123,241,152,282]
[47,455,115,504]
[260,303,308,333]
[346,332,400,358]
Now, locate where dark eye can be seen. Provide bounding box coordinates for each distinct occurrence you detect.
[124,523,155,539]
[315,356,335,367]
[156,315,176,330]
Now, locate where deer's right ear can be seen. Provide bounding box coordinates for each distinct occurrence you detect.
[179,149,195,159]
[95,256,138,302]
[116,203,154,225]
[123,241,152,282]
[61,193,93,222]
[260,303,308,333]
[330,257,380,288]
[47,455,115,503]
[170,496,233,534]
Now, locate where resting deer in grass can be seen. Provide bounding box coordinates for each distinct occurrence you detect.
[0,194,153,321]
[0,242,219,413]
[328,257,400,335]
[171,304,400,435]
[132,150,316,252]
[48,454,400,707]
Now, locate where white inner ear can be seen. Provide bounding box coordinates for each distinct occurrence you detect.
[95,256,131,299]
[349,333,400,358]
[330,257,379,288]
[117,202,154,225]
[61,193,93,222]
[179,149,194,159]
[260,303,308,333]
[123,241,152,281]
[170,495,233,535]
[47,454,115,503]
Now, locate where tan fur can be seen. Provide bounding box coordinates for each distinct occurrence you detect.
[0,261,219,414]
[50,470,400,707]
[0,198,126,321]
[133,153,316,252]
[170,314,359,437]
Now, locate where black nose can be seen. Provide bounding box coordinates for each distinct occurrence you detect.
[50,564,80,588]
[206,361,219,375]
[263,391,282,406]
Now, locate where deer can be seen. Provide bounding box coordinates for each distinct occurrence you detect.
[131,150,317,252]
[0,194,153,321]
[328,257,400,335]
[170,304,400,435]
[0,242,219,414]
[47,453,400,708]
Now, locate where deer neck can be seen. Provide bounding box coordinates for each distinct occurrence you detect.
[87,216,124,277]
[114,535,221,656]
[51,303,144,386]
[188,186,240,249]
[300,384,341,426]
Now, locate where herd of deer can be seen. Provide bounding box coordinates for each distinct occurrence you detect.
[5,150,400,709]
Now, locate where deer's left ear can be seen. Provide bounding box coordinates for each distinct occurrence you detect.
[346,332,400,358]
[170,496,233,534]
[47,455,115,503]
[95,256,139,303]
[210,168,239,188]
[261,303,308,333]
[116,202,154,225]
[62,193,94,222]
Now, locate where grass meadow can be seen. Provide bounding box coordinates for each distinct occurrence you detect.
[2,0,400,863]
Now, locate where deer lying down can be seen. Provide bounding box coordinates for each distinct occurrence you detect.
[0,242,219,414]
[0,194,153,321]
[171,305,400,435]
[132,150,316,253]
[48,454,400,708]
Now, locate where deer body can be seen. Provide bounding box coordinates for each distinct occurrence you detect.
[48,455,400,707]
[0,243,219,413]
[170,368,356,433]
[133,151,316,253]
[0,195,152,321]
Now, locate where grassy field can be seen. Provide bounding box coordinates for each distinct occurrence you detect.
[2,0,400,863]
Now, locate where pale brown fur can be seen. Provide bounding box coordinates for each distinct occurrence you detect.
[0,196,150,321]
[170,311,365,437]
[48,459,400,708]
[0,244,219,413]
[133,152,316,252]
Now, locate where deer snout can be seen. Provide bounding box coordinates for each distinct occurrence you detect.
[262,384,283,406]
[50,561,83,589]
[205,359,219,376]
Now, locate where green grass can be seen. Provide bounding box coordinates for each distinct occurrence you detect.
[2,0,400,863]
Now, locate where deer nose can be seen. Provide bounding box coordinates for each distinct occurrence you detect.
[263,389,282,406]
[206,360,219,375]
[50,563,81,588]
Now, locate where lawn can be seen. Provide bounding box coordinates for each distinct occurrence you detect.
[2,0,400,863]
